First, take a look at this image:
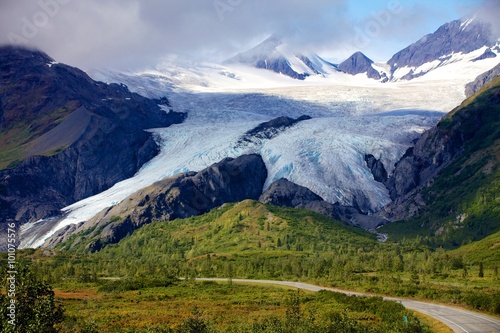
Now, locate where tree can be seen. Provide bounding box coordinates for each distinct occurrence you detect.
[285,289,301,327]
[410,271,420,285]
[0,263,64,333]
[478,262,484,278]
[176,306,212,333]
[227,262,234,286]
[462,266,468,279]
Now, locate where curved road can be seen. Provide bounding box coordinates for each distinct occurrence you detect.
[195,278,500,333]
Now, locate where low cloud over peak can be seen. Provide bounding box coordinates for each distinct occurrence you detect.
[0,0,490,70]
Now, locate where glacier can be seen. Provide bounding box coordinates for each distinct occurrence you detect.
[22,52,500,248]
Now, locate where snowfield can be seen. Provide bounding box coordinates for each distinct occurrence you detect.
[23,51,500,248]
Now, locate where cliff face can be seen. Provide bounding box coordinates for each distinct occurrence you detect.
[465,62,500,97]
[45,154,268,251]
[385,124,465,201]
[259,178,386,230]
[259,178,324,208]
[381,78,500,227]
[0,46,186,225]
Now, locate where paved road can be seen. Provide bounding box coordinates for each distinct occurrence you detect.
[195,278,500,333]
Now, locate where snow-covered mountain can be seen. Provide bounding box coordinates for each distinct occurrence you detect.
[221,16,499,83]
[388,16,499,81]
[224,34,338,80]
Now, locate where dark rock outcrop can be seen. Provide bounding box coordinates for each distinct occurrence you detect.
[259,178,385,230]
[465,62,500,97]
[338,52,381,80]
[259,178,323,208]
[364,154,388,183]
[45,154,268,250]
[385,122,464,202]
[256,56,309,80]
[0,46,186,225]
[238,115,311,145]
[472,48,497,62]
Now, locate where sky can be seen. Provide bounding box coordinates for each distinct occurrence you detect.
[0,0,495,71]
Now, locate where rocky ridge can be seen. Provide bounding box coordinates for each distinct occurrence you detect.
[45,154,268,251]
[388,17,497,80]
[237,115,311,146]
[381,77,500,222]
[465,62,500,97]
[260,178,385,230]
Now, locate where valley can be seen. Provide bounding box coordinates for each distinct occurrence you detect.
[10,200,500,332]
[24,67,493,248]
[25,27,499,247]
[1,6,500,332]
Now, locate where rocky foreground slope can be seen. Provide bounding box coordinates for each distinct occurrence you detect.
[45,154,267,251]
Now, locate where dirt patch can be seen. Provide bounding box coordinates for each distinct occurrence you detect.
[55,288,100,300]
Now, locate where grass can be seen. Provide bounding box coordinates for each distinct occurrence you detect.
[54,280,436,333]
[57,282,289,331]
[411,311,453,333]
[448,230,500,266]
[41,198,499,317]
[0,104,75,169]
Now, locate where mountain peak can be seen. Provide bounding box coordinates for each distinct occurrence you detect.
[262,33,284,47]
[388,17,498,80]
[338,51,382,80]
[0,45,54,64]
[225,34,283,65]
[352,51,373,61]
[459,14,477,31]
[224,34,337,80]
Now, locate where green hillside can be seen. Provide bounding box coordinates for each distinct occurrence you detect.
[449,230,500,266]
[60,199,375,256]
[382,78,500,248]
[23,200,500,317]
[0,104,76,169]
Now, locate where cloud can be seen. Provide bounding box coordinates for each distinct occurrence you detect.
[475,0,500,37]
[0,0,492,70]
[0,0,362,68]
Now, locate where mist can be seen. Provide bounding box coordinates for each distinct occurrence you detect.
[0,0,491,70]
